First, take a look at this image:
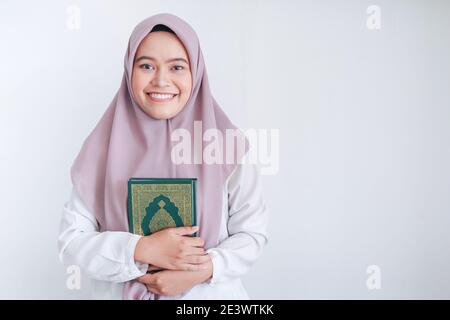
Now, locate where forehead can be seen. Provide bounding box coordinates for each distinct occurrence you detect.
[136,31,189,60]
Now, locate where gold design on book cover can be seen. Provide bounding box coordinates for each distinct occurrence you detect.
[130,184,193,236]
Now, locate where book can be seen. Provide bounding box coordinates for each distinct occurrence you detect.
[127,177,197,237]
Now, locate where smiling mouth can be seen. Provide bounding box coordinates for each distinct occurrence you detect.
[146,92,178,103]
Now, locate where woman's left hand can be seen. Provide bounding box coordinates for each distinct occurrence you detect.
[137,254,213,296]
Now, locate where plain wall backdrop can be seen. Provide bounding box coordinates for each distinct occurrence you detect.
[0,0,449,299]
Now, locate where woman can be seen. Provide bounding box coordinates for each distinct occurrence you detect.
[57,13,268,300]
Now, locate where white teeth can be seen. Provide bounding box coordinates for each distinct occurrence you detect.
[149,93,175,99]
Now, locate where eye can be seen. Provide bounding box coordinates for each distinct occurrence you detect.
[139,63,154,70]
[172,65,184,71]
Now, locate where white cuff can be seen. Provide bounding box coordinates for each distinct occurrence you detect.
[124,234,148,280]
[205,248,224,284]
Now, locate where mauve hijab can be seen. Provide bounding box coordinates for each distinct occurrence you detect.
[70,13,248,300]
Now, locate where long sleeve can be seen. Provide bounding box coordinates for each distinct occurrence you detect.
[205,162,269,284]
[57,187,148,283]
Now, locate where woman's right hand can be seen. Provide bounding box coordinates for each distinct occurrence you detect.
[134,226,210,271]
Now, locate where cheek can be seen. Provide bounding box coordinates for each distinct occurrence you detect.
[132,71,148,93]
[180,75,192,96]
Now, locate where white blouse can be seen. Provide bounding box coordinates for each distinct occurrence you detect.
[57,162,269,300]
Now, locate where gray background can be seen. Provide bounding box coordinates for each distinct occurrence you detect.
[0,0,449,299]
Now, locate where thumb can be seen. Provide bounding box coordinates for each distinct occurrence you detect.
[137,273,155,285]
[173,225,199,235]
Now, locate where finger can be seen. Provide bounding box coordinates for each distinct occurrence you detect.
[185,246,206,256]
[146,284,162,295]
[137,273,157,285]
[180,262,209,271]
[185,253,211,265]
[173,226,199,236]
[185,236,205,247]
[137,274,150,283]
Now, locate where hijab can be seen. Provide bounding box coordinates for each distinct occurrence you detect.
[70,13,248,300]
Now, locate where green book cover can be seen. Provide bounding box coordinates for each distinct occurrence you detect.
[127,177,197,237]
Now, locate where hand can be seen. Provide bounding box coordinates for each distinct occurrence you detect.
[134,226,210,271]
[138,254,213,296]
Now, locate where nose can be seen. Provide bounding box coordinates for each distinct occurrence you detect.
[151,69,170,87]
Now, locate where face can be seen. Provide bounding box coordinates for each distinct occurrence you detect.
[131,31,192,120]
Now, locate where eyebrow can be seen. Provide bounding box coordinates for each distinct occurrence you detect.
[134,56,189,64]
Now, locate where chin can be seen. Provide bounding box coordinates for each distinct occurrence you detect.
[144,106,180,120]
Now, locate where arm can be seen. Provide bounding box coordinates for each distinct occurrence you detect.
[205,162,269,284]
[57,187,148,283]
